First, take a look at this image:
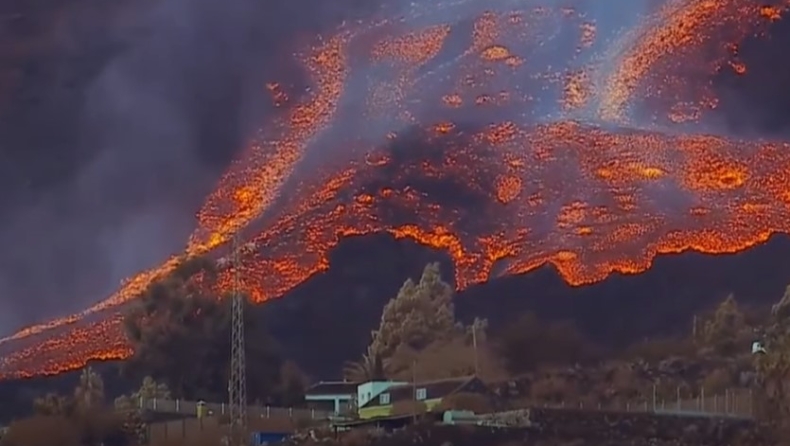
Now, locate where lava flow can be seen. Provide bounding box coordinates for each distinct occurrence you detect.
[2,0,790,379]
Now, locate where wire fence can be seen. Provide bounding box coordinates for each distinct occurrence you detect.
[531,387,754,420]
[652,387,753,419]
[139,387,754,423]
[138,397,333,420]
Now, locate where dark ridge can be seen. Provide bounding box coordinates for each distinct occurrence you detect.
[260,233,790,378]
[1,233,788,422]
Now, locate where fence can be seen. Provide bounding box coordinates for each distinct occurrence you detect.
[530,387,754,420]
[137,387,754,428]
[138,397,332,420]
[652,387,753,419]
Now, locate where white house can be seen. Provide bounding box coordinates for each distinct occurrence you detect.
[356,380,407,409]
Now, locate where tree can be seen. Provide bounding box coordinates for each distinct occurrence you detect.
[346,263,495,381]
[114,376,172,412]
[114,377,172,445]
[753,286,790,437]
[386,319,503,381]
[138,375,172,400]
[342,345,384,383]
[122,255,300,403]
[699,294,748,355]
[74,367,105,410]
[369,263,456,359]
[25,373,127,446]
[32,393,75,417]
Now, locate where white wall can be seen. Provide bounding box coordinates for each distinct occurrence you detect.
[356,381,406,408]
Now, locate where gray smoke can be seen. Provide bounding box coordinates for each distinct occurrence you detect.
[0,0,684,336]
[0,0,386,335]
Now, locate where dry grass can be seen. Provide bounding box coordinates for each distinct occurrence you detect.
[0,415,80,446]
[148,417,223,446]
[146,414,317,446]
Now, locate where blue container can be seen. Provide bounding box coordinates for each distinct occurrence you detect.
[250,431,290,445]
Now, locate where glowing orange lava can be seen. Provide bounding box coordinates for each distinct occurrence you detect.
[2,0,790,379]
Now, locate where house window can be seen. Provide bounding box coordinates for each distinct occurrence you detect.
[415,388,427,401]
[379,393,390,404]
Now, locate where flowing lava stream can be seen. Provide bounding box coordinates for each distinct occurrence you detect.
[2,0,790,379]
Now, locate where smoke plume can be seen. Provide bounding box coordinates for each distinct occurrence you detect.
[0,0,386,335]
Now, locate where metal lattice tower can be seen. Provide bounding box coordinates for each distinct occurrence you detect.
[228,231,247,445]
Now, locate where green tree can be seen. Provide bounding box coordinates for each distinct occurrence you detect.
[347,263,494,381]
[122,255,301,404]
[754,285,790,437]
[114,377,172,445]
[74,367,105,410]
[700,294,748,355]
[32,393,75,417]
[342,345,385,383]
[369,262,456,359]
[114,376,171,411]
[26,375,127,446]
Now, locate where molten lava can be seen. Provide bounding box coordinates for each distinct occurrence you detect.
[2,0,790,379]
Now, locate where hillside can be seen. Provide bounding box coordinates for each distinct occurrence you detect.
[259,233,790,378]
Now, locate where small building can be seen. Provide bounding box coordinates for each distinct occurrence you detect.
[304,381,358,414]
[356,380,407,409]
[357,376,491,420]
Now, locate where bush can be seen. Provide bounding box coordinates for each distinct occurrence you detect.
[0,415,80,446]
[530,375,572,403]
[74,409,128,445]
[702,368,734,394]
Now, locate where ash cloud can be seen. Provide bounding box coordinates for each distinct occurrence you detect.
[0,0,387,335]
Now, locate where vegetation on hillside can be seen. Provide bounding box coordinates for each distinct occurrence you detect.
[343,263,502,382]
[4,258,790,445]
[754,286,790,439]
[121,255,305,404]
[1,367,128,446]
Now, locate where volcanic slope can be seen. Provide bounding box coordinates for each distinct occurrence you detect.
[2,0,790,379]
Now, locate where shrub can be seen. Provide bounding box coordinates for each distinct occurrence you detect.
[0,415,80,446]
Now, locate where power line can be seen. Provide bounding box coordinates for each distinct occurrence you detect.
[228,231,247,446]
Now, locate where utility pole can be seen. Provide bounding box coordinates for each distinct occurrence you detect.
[228,231,247,446]
[411,360,417,424]
[692,315,698,339]
[472,323,479,377]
